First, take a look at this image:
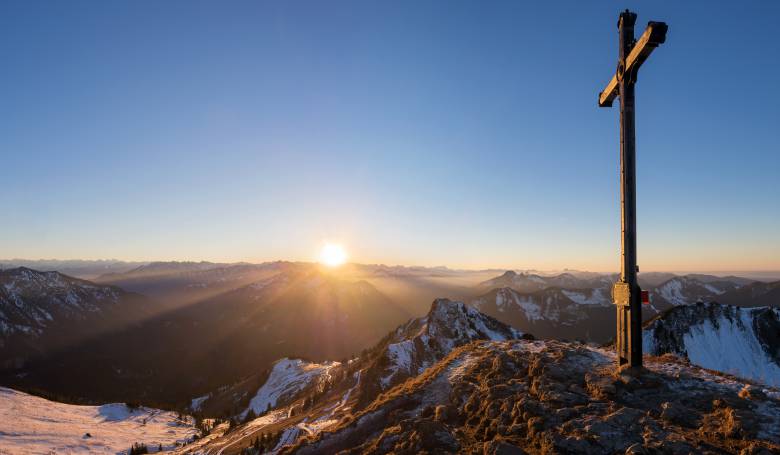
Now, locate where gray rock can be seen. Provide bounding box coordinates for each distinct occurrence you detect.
[483,439,527,455]
[660,401,699,428]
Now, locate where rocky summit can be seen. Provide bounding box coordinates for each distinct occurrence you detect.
[284,340,780,455]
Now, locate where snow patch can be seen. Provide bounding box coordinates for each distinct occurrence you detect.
[381,341,415,387]
[562,288,608,306]
[703,283,726,295]
[245,358,338,415]
[644,306,780,387]
[680,309,780,387]
[190,394,209,412]
[0,387,196,454]
[497,289,543,321]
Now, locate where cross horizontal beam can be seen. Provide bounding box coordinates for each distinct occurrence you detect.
[598,21,668,107]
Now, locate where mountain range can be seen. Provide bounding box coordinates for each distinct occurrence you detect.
[1,266,412,405]
[0,259,778,453]
[1,262,777,408]
[468,270,773,343]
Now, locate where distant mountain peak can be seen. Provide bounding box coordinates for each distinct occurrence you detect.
[0,268,150,369]
[3,266,63,280]
[368,299,521,392]
[0,267,113,297]
[426,298,521,342]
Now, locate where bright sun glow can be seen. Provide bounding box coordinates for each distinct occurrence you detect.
[319,243,347,267]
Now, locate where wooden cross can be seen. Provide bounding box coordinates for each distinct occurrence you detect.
[599,10,667,369]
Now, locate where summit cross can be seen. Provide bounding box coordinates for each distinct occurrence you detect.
[599,10,668,369]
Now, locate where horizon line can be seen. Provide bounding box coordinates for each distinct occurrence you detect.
[2,257,780,277]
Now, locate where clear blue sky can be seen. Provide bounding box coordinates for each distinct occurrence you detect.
[1,1,778,272]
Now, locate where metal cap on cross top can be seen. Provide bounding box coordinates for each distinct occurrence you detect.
[598,10,667,369]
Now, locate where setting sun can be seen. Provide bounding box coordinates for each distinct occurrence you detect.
[319,243,347,267]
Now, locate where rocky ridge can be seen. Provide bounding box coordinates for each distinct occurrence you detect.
[286,340,780,454]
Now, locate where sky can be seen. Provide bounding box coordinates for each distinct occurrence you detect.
[1,1,778,273]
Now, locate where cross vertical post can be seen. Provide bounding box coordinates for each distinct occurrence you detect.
[599,10,668,369]
[618,10,640,368]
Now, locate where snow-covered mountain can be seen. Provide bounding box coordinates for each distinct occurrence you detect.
[469,271,764,343]
[190,357,341,419]
[0,267,152,369]
[0,386,196,454]
[368,299,521,392]
[1,267,121,334]
[477,271,756,307]
[470,287,615,342]
[243,359,339,416]
[477,270,615,294]
[175,299,523,453]
[650,275,743,307]
[643,302,780,386]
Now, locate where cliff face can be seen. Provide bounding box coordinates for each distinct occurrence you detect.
[643,302,780,386]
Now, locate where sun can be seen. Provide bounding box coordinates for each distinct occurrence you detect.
[319,243,348,267]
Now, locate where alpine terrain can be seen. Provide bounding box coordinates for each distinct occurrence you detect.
[170,300,780,454]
